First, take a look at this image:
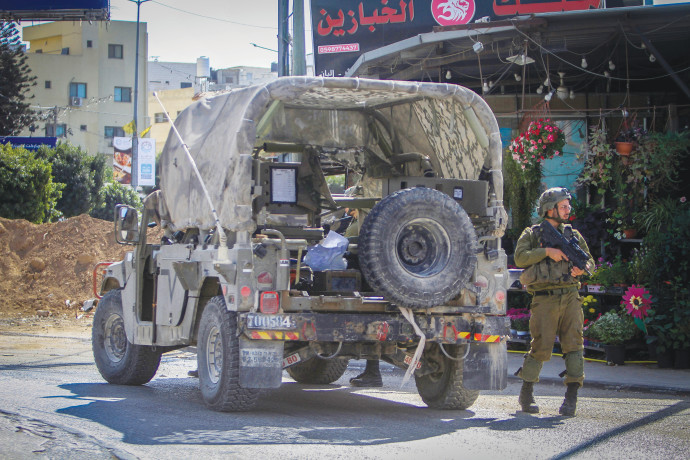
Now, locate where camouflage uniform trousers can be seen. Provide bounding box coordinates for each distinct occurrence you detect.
[518,290,585,387]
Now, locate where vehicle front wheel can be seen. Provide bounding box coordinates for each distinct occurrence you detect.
[415,343,479,410]
[197,296,260,411]
[92,289,161,385]
[286,357,350,384]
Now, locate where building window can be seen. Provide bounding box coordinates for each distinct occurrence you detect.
[61,47,69,55]
[80,125,87,131]
[69,82,87,98]
[45,80,51,89]
[104,126,125,146]
[86,40,93,48]
[180,82,192,88]
[104,126,125,138]
[154,113,166,123]
[46,124,66,137]
[35,49,42,53]
[108,44,123,59]
[114,87,132,102]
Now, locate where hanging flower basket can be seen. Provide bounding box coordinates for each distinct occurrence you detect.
[508,119,566,170]
[614,141,634,156]
[622,228,638,239]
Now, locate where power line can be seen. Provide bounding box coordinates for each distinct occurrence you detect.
[150,0,277,29]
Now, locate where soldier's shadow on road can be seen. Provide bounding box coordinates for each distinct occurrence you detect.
[54,379,564,446]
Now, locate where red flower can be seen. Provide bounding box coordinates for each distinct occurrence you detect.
[621,285,652,319]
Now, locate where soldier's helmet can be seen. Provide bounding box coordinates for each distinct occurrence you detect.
[538,187,571,218]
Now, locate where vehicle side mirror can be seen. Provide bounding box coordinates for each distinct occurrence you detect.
[115,204,140,244]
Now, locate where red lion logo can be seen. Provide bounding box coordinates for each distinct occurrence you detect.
[431,0,475,26]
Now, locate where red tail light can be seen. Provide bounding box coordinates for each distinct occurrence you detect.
[260,291,280,314]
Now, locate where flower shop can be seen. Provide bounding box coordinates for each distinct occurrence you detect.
[503,112,690,369]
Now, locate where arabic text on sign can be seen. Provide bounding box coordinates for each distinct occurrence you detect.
[317,0,415,37]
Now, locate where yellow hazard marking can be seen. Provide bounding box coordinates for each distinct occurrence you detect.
[250,331,300,340]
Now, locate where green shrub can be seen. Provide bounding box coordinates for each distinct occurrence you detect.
[586,311,637,345]
[503,149,542,240]
[35,143,109,218]
[0,143,62,223]
[89,181,142,221]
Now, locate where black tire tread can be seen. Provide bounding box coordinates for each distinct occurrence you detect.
[358,187,477,309]
[198,296,260,412]
[92,289,161,385]
[286,357,350,384]
[415,346,480,410]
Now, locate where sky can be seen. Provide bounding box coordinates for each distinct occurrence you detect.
[21,0,314,70]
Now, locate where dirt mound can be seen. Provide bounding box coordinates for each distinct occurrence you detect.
[0,215,133,319]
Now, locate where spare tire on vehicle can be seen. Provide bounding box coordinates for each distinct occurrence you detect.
[358,187,478,308]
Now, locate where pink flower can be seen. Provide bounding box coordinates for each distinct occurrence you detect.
[621,285,652,319]
[681,196,687,203]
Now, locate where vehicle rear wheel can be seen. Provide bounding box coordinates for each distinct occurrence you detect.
[415,343,479,410]
[197,296,260,411]
[286,357,350,384]
[92,289,161,385]
[358,187,478,308]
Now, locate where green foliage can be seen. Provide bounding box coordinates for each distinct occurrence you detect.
[586,255,631,286]
[325,174,345,194]
[503,149,541,239]
[89,181,142,221]
[577,125,617,196]
[586,311,637,345]
[0,22,37,135]
[0,143,62,222]
[637,205,690,351]
[634,196,685,234]
[35,143,109,218]
[635,132,690,198]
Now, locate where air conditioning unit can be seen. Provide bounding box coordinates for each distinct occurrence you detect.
[70,97,83,107]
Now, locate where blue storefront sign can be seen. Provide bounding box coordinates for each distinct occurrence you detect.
[0,136,57,151]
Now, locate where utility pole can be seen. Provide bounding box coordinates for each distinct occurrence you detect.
[293,0,306,76]
[128,0,150,189]
[278,0,290,76]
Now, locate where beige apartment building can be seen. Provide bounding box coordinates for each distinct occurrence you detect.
[148,87,194,153]
[20,20,148,156]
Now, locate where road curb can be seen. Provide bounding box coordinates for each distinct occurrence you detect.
[507,374,690,397]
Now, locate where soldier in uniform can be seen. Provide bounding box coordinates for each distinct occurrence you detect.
[514,187,594,416]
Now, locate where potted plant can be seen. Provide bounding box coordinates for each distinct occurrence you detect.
[586,256,631,293]
[613,114,645,159]
[507,308,531,338]
[586,311,638,365]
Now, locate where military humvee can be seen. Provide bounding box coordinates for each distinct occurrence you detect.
[93,77,510,412]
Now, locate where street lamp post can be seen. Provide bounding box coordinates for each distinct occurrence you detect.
[128,0,150,189]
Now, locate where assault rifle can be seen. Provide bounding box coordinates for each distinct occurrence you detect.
[539,221,592,276]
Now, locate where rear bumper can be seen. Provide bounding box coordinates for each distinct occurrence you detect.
[239,311,509,344]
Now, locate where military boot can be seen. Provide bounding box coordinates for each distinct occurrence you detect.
[518,381,540,413]
[350,359,382,387]
[559,383,579,416]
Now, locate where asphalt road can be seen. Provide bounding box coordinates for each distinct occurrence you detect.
[1,330,689,460]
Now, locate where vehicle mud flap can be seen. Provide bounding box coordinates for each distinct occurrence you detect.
[239,337,284,389]
[462,341,507,390]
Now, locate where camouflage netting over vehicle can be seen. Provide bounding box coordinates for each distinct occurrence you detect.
[159,76,504,233]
